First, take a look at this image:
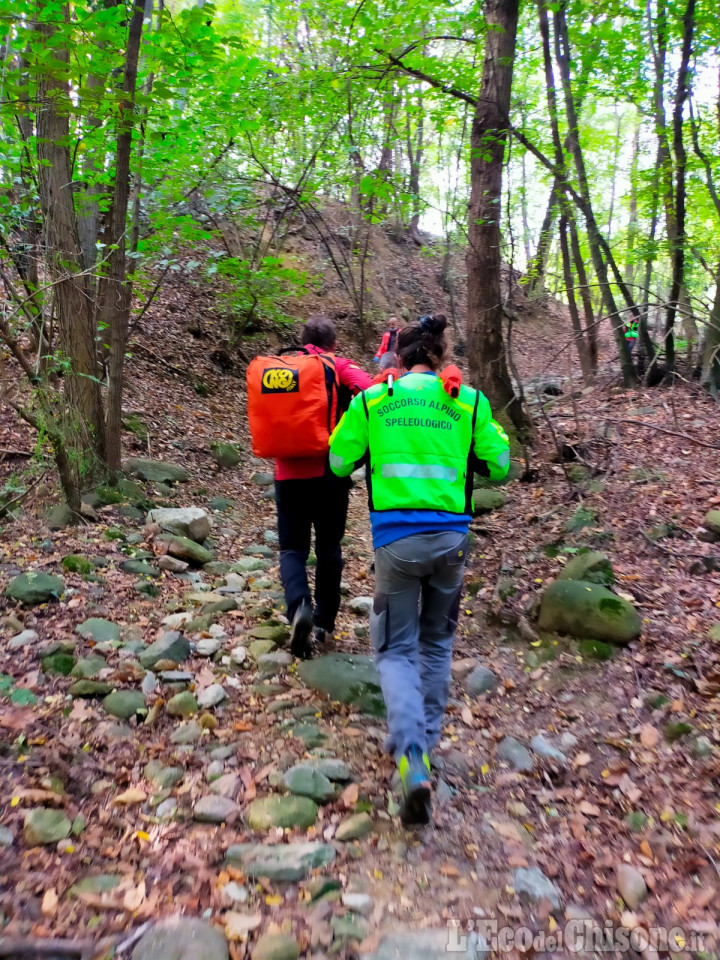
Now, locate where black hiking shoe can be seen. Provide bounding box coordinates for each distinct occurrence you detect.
[290,602,313,659]
[398,745,432,827]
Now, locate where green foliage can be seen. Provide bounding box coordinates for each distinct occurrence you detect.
[62,555,95,575]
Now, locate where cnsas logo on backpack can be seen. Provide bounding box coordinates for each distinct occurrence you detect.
[261,367,299,393]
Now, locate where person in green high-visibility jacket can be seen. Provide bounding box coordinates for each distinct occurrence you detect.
[329,314,510,826]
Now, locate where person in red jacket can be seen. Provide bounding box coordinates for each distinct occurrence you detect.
[276,315,372,658]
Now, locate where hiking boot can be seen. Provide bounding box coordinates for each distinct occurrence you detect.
[290,602,313,659]
[313,627,327,644]
[398,744,432,827]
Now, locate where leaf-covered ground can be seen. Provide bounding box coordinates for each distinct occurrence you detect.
[1,286,720,959]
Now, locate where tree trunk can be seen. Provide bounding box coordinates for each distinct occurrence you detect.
[701,259,720,395]
[568,216,597,371]
[525,183,558,296]
[97,0,146,473]
[553,1,637,385]
[663,0,696,372]
[35,14,106,505]
[466,0,526,438]
[559,215,592,382]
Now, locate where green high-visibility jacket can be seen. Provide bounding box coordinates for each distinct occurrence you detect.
[328,372,510,514]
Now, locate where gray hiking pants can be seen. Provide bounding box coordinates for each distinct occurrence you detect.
[370,530,468,761]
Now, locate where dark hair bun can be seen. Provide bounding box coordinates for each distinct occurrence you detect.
[419,313,447,336]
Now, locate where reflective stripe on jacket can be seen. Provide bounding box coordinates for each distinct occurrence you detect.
[329,373,510,513]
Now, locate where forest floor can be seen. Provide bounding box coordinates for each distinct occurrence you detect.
[1,253,720,960]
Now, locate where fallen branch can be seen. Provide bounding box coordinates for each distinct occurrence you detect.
[0,935,113,959]
[550,413,720,450]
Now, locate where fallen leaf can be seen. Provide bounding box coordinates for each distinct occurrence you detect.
[123,880,146,912]
[578,800,601,816]
[639,724,659,749]
[573,752,591,769]
[41,888,58,916]
[440,864,459,877]
[461,706,474,726]
[341,783,359,807]
[114,787,147,805]
[225,911,262,940]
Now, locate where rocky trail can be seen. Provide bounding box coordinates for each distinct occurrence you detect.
[1,369,720,960]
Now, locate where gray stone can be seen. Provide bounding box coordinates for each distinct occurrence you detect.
[69,680,112,698]
[530,733,567,763]
[558,550,614,586]
[538,580,641,645]
[5,572,64,605]
[248,639,277,659]
[9,629,39,650]
[120,559,161,578]
[193,795,239,823]
[282,764,336,802]
[170,721,203,744]
[70,655,107,679]
[473,489,508,514]
[197,684,227,708]
[76,617,120,643]
[44,503,74,530]
[252,934,299,960]
[335,812,373,841]
[297,653,384,716]
[124,458,189,484]
[131,917,228,960]
[230,645,247,666]
[246,795,318,830]
[306,757,352,781]
[210,442,242,469]
[705,510,720,536]
[145,762,184,789]
[361,929,488,959]
[70,874,121,897]
[616,864,647,910]
[233,557,270,573]
[514,866,562,910]
[342,892,374,916]
[221,881,248,904]
[0,825,14,846]
[210,774,238,798]
[157,534,214,565]
[139,632,191,670]
[250,471,274,486]
[207,760,224,781]
[103,689,146,719]
[497,737,534,773]
[332,915,370,943]
[167,691,198,717]
[208,496,234,512]
[693,735,715,758]
[464,665,498,696]
[225,841,335,881]
[147,507,211,543]
[23,808,71,846]
[257,651,292,677]
[348,596,373,616]
[156,797,178,820]
[196,637,222,657]
[158,670,193,682]
[158,555,189,574]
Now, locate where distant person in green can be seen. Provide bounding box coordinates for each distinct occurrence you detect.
[625,318,639,352]
[328,314,510,826]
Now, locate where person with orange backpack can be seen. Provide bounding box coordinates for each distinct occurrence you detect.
[246,315,372,658]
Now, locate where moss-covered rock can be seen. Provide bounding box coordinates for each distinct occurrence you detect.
[472,489,508,514]
[5,571,64,605]
[246,795,318,831]
[705,510,720,536]
[62,554,95,575]
[210,442,242,468]
[124,458,189,484]
[558,550,614,586]
[538,580,641,645]
[156,534,213,565]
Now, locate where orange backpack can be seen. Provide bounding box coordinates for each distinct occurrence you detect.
[246,348,339,459]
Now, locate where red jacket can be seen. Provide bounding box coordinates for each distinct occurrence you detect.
[275,346,372,481]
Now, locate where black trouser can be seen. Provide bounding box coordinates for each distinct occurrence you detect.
[275,472,352,633]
